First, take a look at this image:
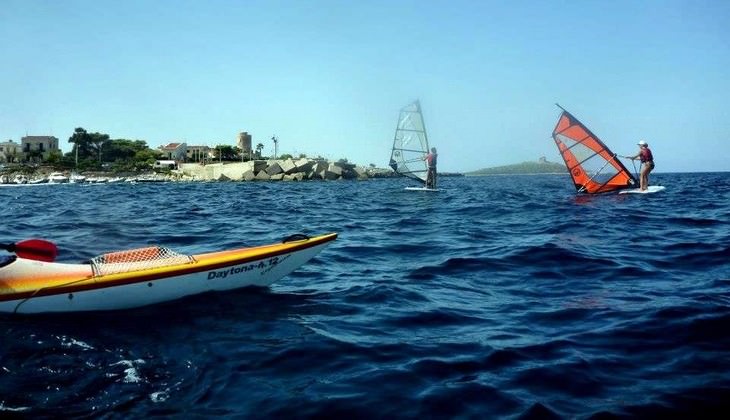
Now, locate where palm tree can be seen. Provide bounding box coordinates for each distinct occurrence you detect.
[255,143,264,158]
[271,135,278,159]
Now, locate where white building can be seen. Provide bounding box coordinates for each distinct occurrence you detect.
[158,142,187,161]
[0,139,22,162]
[21,135,61,161]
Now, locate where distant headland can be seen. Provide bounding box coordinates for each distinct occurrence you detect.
[465,157,567,176]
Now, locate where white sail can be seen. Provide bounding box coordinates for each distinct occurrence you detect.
[389,100,430,183]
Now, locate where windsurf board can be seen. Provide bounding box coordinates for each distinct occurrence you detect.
[405,187,440,192]
[619,185,666,194]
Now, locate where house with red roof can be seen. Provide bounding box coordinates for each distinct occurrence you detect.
[158,142,187,161]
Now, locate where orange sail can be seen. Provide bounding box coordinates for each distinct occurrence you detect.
[552,105,638,194]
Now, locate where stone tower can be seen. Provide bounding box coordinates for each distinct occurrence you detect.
[238,132,252,159]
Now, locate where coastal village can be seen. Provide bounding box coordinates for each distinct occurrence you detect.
[0,131,392,184]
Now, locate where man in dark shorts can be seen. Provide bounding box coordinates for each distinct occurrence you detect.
[424,147,438,189]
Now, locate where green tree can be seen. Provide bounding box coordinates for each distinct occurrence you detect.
[103,139,154,161]
[67,127,110,166]
[45,150,64,165]
[100,139,161,172]
[255,143,264,158]
[133,148,161,170]
[64,131,163,173]
[213,145,239,161]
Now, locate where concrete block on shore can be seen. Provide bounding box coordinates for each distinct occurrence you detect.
[327,163,343,177]
[312,160,328,173]
[265,162,283,176]
[255,170,271,181]
[222,162,249,181]
[207,163,224,181]
[280,159,297,174]
[243,170,256,181]
[178,163,201,177]
[243,161,256,172]
[283,173,305,181]
[333,161,355,171]
[354,166,368,179]
[294,158,315,172]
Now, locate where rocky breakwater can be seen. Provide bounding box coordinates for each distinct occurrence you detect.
[177,158,380,182]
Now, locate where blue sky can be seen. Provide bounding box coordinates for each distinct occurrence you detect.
[1,0,727,172]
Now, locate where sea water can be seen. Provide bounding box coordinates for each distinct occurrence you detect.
[1,173,729,417]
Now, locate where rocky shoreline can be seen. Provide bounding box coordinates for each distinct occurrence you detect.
[0,158,399,185]
[176,158,394,182]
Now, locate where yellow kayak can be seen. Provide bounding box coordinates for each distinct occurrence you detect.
[0,233,337,314]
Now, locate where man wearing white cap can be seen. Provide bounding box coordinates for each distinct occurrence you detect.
[625,140,654,191]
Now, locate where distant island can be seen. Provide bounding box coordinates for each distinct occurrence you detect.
[465,157,567,176]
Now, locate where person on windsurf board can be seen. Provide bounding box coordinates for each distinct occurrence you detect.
[423,147,438,189]
[623,140,654,191]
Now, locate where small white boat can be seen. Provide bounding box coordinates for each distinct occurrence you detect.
[12,174,29,184]
[69,173,87,183]
[85,176,107,183]
[48,172,69,184]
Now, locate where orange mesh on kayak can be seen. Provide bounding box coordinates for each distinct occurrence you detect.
[101,247,162,263]
[90,246,194,277]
